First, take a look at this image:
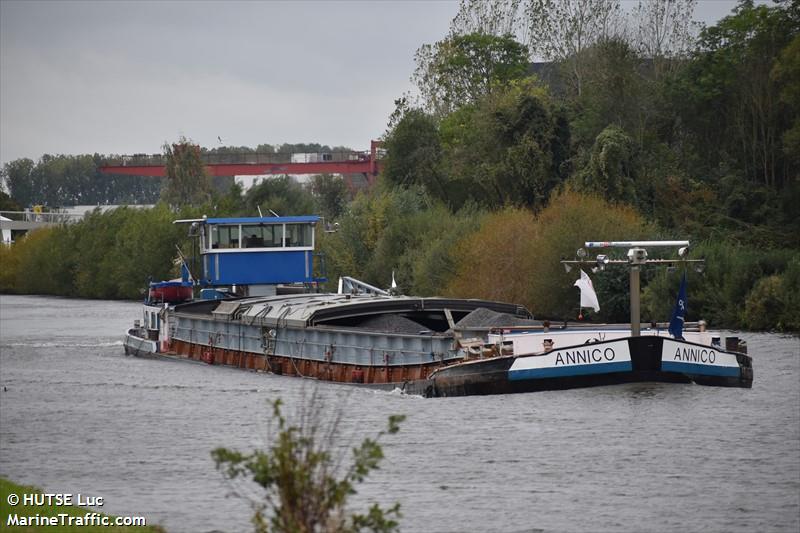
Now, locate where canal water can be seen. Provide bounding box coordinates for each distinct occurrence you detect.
[1,295,798,532]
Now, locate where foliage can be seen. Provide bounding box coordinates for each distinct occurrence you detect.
[438,77,568,209]
[317,187,482,296]
[445,189,652,321]
[0,190,22,211]
[310,174,350,221]
[674,0,799,189]
[0,155,162,207]
[244,176,316,217]
[525,0,623,96]
[413,32,529,115]
[211,395,404,533]
[572,124,637,204]
[772,33,800,166]
[380,106,445,198]
[449,0,526,38]
[642,241,799,331]
[631,0,698,75]
[444,207,537,305]
[568,38,651,148]
[0,205,194,299]
[161,138,213,207]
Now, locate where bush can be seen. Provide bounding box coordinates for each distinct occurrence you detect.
[212,394,404,533]
[445,189,652,321]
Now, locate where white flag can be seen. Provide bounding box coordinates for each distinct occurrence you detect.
[574,269,600,312]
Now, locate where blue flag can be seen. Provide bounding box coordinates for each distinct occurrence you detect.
[669,272,687,339]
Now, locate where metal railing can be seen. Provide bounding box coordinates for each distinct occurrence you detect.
[0,210,84,223]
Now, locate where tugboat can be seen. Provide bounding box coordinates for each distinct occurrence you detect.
[123,220,753,396]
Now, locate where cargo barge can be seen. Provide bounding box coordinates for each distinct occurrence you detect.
[124,216,753,396]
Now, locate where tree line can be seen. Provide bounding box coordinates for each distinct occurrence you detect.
[1,0,798,331]
[0,142,353,208]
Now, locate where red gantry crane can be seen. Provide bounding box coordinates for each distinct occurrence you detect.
[99,140,383,187]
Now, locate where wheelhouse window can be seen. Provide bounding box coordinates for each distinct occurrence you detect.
[205,221,314,250]
[210,225,239,249]
[285,224,312,247]
[241,224,282,248]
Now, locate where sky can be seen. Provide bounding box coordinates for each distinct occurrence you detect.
[1,0,745,165]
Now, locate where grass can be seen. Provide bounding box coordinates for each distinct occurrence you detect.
[0,477,165,532]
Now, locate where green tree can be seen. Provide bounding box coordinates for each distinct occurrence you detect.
[310,174,350,221]
[380,106,446,201]
[212,396,404,533]
[413,32,529,115]
[439,77,567,209]
[244,176,315,217]
[0,190,21,211]
[676,0,799,188]
[1,158,36,206]
[161,138,213,207]
[772,33,800,166]
[572,124,638,204]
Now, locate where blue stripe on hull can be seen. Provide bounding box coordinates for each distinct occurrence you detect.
[661,361,740,377]
[508,361,632,381]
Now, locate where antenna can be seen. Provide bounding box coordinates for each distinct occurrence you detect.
[257,206,264,217]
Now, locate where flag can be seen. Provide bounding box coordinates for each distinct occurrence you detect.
[574,269,600,312]
[669,272,687,339]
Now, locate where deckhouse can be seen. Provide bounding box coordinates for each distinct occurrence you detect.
[185,215,324,296]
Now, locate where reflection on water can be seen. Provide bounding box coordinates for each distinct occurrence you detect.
[1,295,798,533]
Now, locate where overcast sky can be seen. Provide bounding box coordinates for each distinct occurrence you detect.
[1,0,743,165]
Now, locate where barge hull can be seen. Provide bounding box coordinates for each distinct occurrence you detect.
[428,336,752,397]
[124,331,752,398]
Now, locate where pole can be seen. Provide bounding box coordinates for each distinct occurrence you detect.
[630,266,640,336]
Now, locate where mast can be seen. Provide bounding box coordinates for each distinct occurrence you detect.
[562,241,702,336]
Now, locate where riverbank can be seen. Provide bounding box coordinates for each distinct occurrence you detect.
[0,478,164,532]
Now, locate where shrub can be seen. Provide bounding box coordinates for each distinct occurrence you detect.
[212,394,404,533]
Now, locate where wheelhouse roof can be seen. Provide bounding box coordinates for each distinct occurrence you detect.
[204,216,320,225]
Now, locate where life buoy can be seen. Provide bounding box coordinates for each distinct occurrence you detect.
[202,350,214,365]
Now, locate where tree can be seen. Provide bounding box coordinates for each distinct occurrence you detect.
[310,174,349,221]
[412,32,529,115]
[244,175,316,216]
[438,77,567,209]
[677,0,799,188]
[772,33,800,166]
[449,0,526,40]
[632,0,698,78]
[0,190,22,211]
[524,0,624,96]
[1,158,35,206]
[212,395,404,533]
[381,106,446,201]
[568,38,650,148]
[572,125,638,204]
[161,137,213,207]
[445,189,652,321]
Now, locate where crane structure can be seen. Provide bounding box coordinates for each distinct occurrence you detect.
[99,140,383,186]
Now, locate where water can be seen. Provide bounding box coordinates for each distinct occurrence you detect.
[1,294,798,533]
